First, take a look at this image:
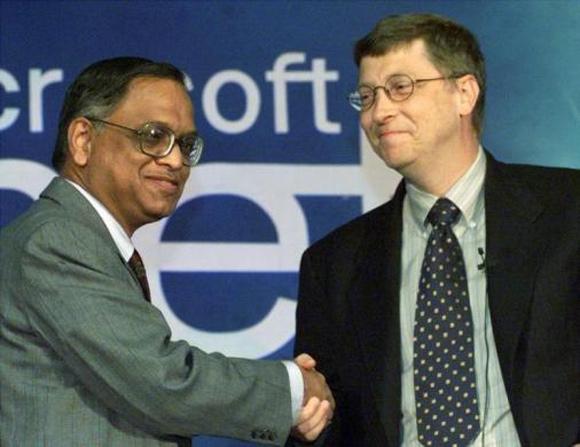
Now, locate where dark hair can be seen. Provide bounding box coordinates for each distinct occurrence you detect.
[354,13,486,136]
[52,57,186,171]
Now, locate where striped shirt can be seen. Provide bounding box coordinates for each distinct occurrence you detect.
[399,148,521,446]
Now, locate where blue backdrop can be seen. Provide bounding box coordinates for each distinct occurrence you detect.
[1,1,579,445]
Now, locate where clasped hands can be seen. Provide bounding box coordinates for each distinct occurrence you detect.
[291,353,335,442]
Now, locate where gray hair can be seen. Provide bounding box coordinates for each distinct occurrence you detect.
[52,57,185,171]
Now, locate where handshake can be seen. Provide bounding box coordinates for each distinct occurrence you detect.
[291,353,336,443]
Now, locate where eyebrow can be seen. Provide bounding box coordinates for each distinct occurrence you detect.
[146,120,198,137]
[358,72,411,87]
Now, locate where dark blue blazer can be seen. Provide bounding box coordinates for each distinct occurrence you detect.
[294,153,580,446]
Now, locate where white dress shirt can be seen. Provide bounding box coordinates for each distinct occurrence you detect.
[399,149,521,446]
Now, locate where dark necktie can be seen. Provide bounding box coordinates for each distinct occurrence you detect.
[413,198,480,446]
[128,249,151,302]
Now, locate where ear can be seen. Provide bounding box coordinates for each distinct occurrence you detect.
[456,74,480,117]
[67,117,94,167]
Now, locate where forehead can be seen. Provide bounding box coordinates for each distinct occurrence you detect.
[358,39,439,84]
[112,76,195,129]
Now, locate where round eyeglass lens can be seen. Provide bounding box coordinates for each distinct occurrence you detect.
[387,75,414,101]
[139,123,172,156]
[356,86,375,110]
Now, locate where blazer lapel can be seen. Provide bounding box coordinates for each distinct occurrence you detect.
[484,155,545,399]
[40,176,130,274]
[340,154,547,444]
[347,181,405,446]
[41,177,115,243]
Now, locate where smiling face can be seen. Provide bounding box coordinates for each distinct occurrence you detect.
[359,39,478,191]
[67,76,195,235]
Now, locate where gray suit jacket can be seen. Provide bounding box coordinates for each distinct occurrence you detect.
[0,177,293,446]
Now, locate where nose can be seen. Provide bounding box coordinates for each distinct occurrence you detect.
[156,142,186,170]
[371,87,398,123]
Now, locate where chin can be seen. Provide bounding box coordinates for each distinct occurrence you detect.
[377,151,409,171]
[144,206,174,223]
[375,143,416,169]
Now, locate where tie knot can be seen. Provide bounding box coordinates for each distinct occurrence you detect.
[426,198,460,227]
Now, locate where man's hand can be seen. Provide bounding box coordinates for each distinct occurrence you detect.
[290,353,335,442]
[291,397,332,442]
[295,353,335,408]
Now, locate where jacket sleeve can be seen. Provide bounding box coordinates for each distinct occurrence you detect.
[12,217,293,444]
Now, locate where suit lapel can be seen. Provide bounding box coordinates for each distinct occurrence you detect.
[484,155,545,399]
[342,154,547,444]
[347,181,405,446]
[40,176,130,273]
[41,177,115,243]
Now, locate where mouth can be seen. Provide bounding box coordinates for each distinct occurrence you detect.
[377,129,410,143]
[378,129,407,137]
[145,175,180,193]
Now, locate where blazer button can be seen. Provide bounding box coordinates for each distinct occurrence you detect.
[251,428,277,441]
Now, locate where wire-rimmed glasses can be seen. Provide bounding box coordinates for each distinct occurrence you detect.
[348,73,465,112]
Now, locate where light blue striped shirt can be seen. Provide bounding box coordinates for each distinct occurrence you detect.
[400,148,521,446]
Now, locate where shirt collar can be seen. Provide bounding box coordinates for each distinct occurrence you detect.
[65,179,135,262]
[405,146,486,230]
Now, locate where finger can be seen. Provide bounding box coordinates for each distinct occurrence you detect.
[295,353,316,369]
[301,417,328,442]
[296,396,320,424]
[323,399,334,422]
[296,399,330,435]
[300,401,332,441]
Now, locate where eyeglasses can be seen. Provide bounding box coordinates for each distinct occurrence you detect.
[348,73,465,112]
[85,117,204,166]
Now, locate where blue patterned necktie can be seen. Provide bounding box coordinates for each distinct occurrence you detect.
[413,198,480,446]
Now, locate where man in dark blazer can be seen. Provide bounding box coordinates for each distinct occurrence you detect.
[0,57,333,446]
[293,13,579,447]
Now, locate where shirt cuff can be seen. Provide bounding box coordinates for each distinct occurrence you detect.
[283,360,304,425]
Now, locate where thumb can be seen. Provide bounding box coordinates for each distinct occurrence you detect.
[295,353,317,369]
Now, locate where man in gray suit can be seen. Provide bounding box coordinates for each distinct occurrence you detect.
[0,57,334,446]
